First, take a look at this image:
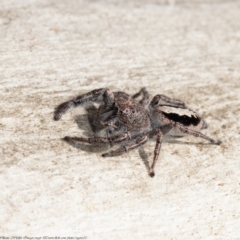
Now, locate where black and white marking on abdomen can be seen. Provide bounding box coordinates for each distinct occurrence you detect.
[162,112,201,126]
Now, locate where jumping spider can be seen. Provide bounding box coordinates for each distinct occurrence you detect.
[54,88,221,177]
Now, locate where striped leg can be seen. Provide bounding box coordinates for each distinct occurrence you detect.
[175,123,221,145]
[150,129,163,177]
[64,132,130,145]
[102,135,148,157]
[54,88,114,121]
[132,87,150,106]
[151,94,187,108]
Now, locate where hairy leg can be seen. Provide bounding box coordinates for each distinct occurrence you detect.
[90,104,118,133]
[132,87,150,106]
[64,131,130,145]
[174,122,221,145]
[149,125,172,138]
[113,91,131,99]
[149,129,163,177]
[151,94,187,108]
[102,135,148,157]
[54,88,114,121]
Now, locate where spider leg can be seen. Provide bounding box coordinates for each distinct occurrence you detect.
[102,135,148,157]
[149,125,172,138]
[132,87,150,106]
[64,131,130,145]
[98,121,118,131]
[132,87,148,99]
[91,110,118,132]
[151,94,187,108]
[54,88,114,121]
[149,129,163,177]
[113,91,131,99]
[174,122,221,145]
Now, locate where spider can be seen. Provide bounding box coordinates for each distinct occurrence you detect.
[54,88,221,177]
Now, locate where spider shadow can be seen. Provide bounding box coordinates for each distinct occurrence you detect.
[64,104,110,154]
[75,104,99,134]
[63,105,216,175]
[64,105,151,173]
[138,147,150,173]
[138,136,218,175]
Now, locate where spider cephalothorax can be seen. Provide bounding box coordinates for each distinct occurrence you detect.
[54,88,221,177]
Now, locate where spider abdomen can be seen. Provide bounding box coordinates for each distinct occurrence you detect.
[153,105,205,130]
[162,112,201,126]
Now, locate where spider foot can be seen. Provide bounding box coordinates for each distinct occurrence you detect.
[102,153,109,157]
[215,140,222,145]
[211,139,222,145]
[101,149,122,157]
[149,168,155,178]
[64,136,71,141]
[54,101,73,121]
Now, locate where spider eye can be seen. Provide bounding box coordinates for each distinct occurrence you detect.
[131,110,135,114]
